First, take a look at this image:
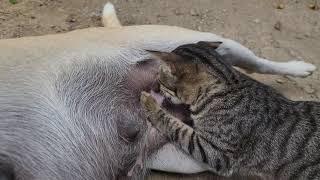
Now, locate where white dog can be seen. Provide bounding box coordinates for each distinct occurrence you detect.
[0,2,316,179]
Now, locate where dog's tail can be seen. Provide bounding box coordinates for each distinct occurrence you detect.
[102,2,122,28]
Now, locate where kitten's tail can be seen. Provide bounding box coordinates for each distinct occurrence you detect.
[102,2,122,28]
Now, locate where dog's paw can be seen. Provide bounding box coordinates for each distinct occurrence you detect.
[282,60,316,77]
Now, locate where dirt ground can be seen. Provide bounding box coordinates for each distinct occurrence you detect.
[0,0,319,179]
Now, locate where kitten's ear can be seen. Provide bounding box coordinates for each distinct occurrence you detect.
[145,50,180,74]
[145,50,179,62]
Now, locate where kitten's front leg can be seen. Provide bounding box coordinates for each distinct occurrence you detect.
[140,91,193,143]
[126,92,165,177]
[140,91,162,125]
[140,92,233,177]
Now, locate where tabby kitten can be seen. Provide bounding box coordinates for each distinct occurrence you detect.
[141,42,320,179]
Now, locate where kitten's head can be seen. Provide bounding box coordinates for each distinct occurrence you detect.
[148,41,232,106]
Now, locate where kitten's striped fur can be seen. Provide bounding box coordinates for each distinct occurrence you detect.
[141,42,320,179]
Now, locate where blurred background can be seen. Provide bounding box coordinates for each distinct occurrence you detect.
[0,0,319,179]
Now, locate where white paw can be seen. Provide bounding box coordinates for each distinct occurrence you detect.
[282,60,316,77]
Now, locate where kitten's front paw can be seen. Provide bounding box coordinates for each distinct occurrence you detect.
[283,60,316,77]
[141,91,161,125]
[140,91,160,113]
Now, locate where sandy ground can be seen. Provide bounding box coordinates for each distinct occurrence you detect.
[0,0,319,179]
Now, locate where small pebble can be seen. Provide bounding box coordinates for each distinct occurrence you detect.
[309,3,320,10]
[67,17,76,23]
[253,18,260,24]
[66,14,77,23]
[174,9,183,15]
[276,4,285,9]
[304,32,312,38]
[274,21,281,31]
[190,9,199,16]
[272,40,281,48]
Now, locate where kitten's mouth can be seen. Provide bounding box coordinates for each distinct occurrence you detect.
[148,81,193,126]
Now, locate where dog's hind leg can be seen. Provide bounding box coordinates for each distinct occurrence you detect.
[102,2,122,28]
[216,39,316,77]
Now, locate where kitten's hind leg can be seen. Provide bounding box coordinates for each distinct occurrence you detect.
[102,2,122,28]
[216,39,316,77]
